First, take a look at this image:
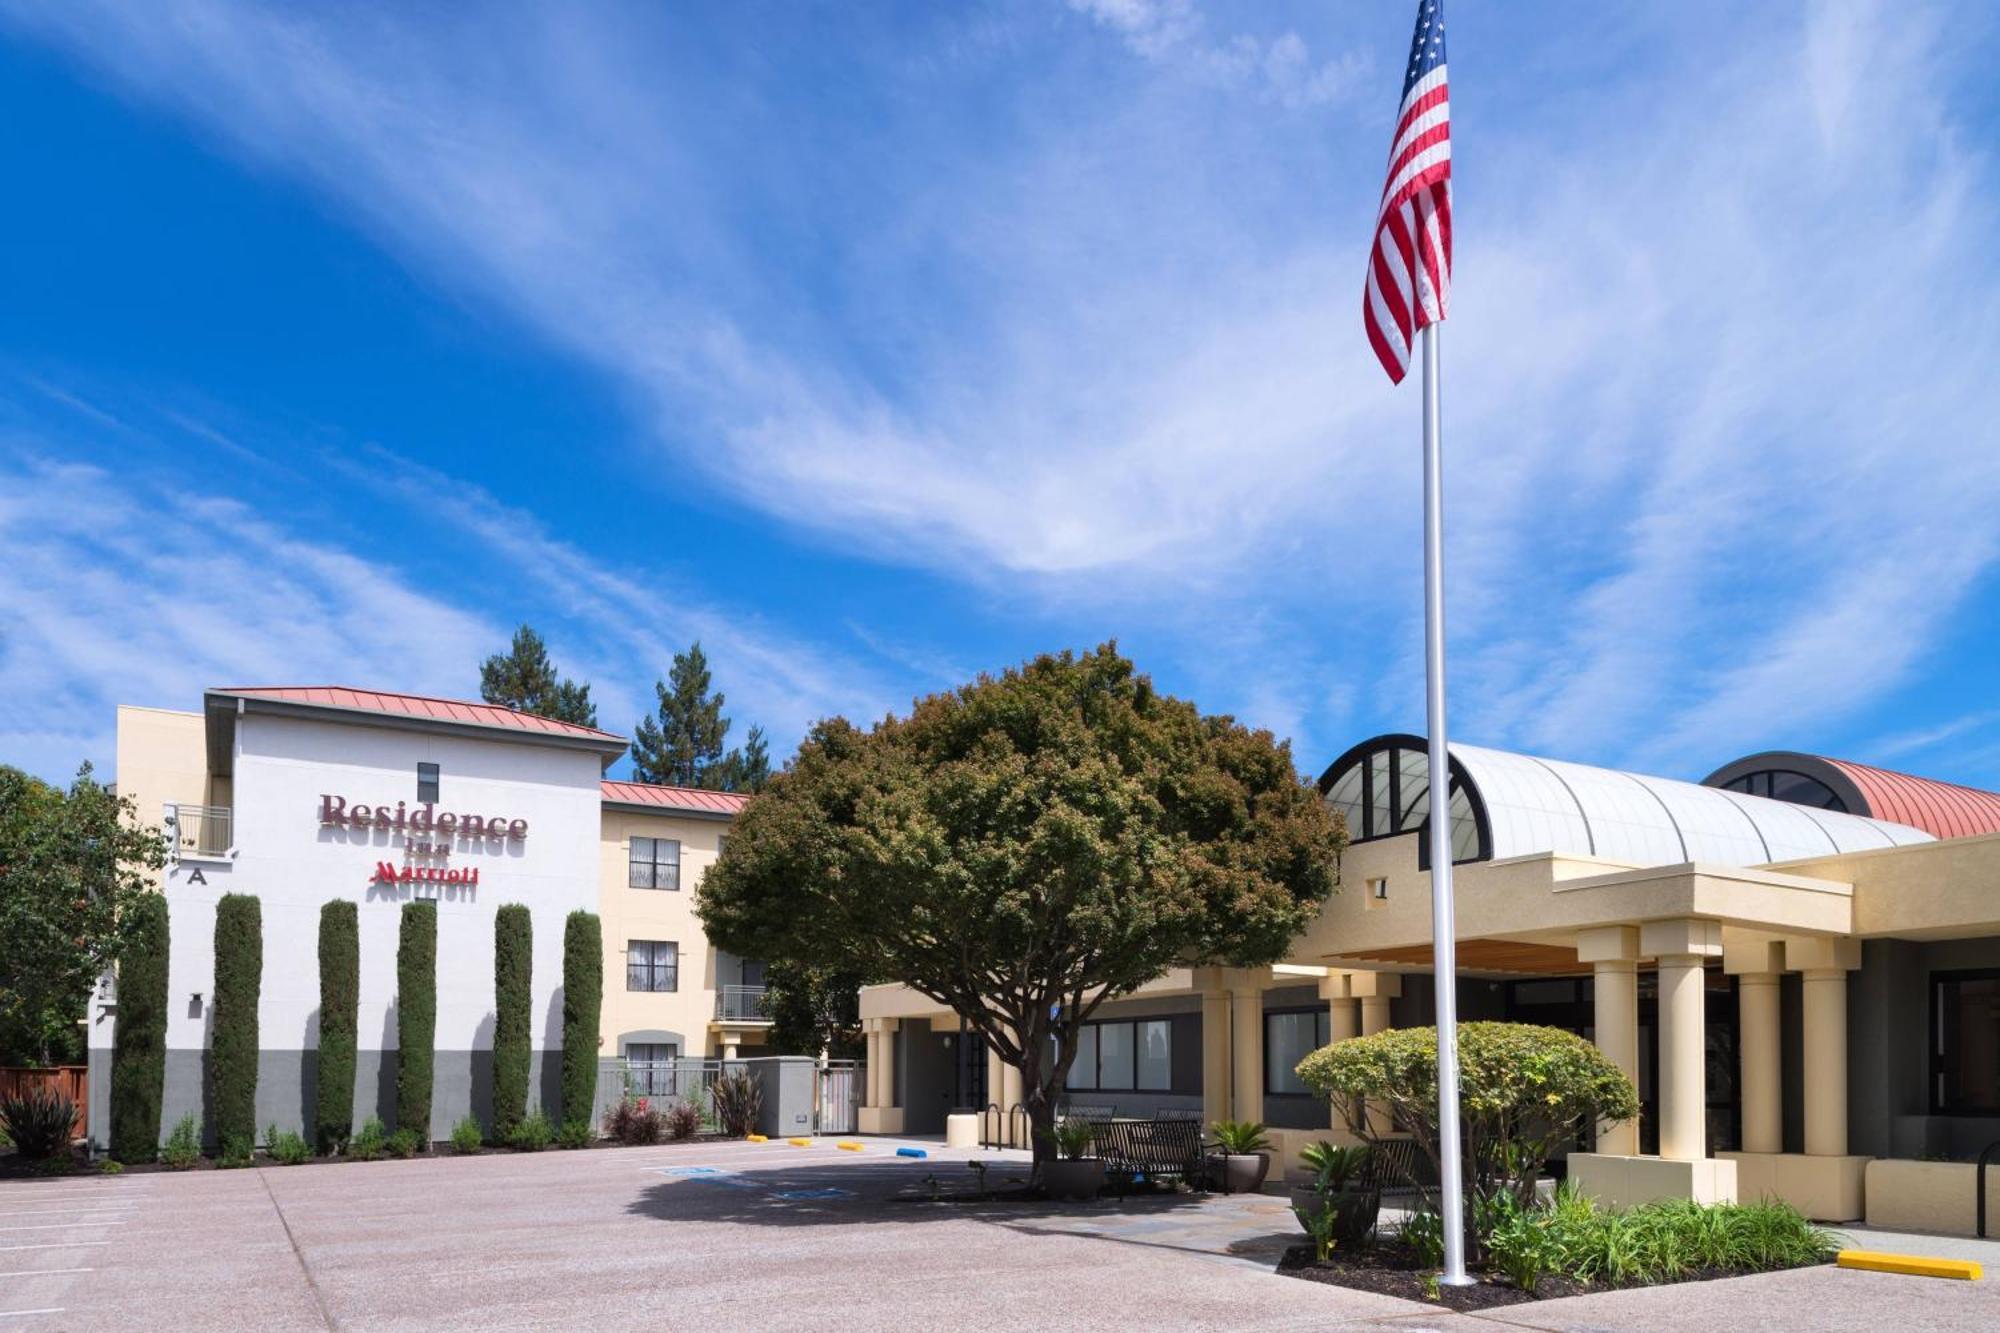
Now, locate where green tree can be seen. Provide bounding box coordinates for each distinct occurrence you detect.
[561,911,602,1132]
[492,904,532,1139]
[630,643,773,792]
[211,894,262,1151]
[315,901,359,1153]
[762,961,864,1060]
[717,726,773,794]
[698,644,1342,1161]
[0,763,165,1065]
[629,642,730,787]
[109,892,169,1163]
[397,901,437,1142]
[479,624,599,727]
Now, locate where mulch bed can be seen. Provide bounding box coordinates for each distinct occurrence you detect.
[1276,1240,1828,1311]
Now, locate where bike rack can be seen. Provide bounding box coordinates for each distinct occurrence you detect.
[1978,1139,1999,1239]
[978,1101,1031,1150]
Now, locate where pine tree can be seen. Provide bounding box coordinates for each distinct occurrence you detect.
[630,643,776,791]
[629,642,729,787]
[479,625,599,727]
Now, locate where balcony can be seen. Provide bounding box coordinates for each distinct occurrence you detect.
[163,803,233,861]
[714,985,771,1024]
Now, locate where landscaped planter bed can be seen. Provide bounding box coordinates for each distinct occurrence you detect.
[1275,1239,1830,1312]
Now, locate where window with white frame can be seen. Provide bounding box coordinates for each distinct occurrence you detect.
[629,837,681,890]
[627,940,679,992]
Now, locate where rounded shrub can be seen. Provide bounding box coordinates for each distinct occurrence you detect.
[110,891,170,1164]
[396,901,437,1144]
[1297,1021,1639,1209]
[561,910,602,1131]
[210,894,264,1150]
[314,900,359,1154]
[492,904,532,1140]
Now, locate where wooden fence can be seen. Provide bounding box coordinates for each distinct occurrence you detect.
[0,1066,88,1140]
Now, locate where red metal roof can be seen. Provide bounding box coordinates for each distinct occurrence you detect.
[1819,756,2000,841]
[600,780,751,817]
[213,686,625,742]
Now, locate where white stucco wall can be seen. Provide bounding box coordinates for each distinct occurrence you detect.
[163,710,604,1058]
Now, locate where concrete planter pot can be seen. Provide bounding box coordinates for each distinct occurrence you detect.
[1210,1152,1269,1195]
[1289,1187,1382,1242]
[1042,1157,1107,1201]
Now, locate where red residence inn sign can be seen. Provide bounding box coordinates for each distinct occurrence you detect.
[318,794,526,897]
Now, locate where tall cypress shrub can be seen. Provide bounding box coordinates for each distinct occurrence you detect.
[314,901,359,1153]
[561,911,602,1131]
[397,900,438,1142]
[492,904,532,1139]
[109,892,169,1163]
[210,894,262,1150]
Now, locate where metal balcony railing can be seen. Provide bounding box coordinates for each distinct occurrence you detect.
[714,985,771,1022]
[164,803,232,859]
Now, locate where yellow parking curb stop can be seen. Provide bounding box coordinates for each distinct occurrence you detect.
[1836,1250,1982,1281]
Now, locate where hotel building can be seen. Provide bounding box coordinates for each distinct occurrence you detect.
[91,686,762,1149]
[859,734,2000,1233]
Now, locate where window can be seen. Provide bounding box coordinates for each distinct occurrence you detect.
[1265,1009,1331,1095]
[1067,1018,1175,1092]
[1720,770,1846,811]
[1934,970,2000,1114]
[1321,737,1487,863]
[417,762,439,804]
[625,1040,679,1097]
[627,940,679,992]
[629,837,681,890]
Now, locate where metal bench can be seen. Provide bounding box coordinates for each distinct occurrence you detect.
[1094,1118,1207,1192]
[1358,1136,1436,1201]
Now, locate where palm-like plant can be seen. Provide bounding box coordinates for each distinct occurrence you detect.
[1208,1119,1272,1155]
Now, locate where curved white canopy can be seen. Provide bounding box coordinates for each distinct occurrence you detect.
[1449,743,1932,866]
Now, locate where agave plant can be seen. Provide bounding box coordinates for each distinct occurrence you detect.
[0,1087,77,1160]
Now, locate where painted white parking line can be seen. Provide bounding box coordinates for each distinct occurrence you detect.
[0,1271,92,1279]
[0,1244,110,1254]
[0,1210,134,1219]
[0,1310,64,1319]
[0,1225,124,1233]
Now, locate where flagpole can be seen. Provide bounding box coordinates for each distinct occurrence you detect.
[1421,321,1472,1286]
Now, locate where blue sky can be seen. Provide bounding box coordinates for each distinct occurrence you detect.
[2,0,1997,793]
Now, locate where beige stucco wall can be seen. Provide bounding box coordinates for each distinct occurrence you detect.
[598,807,758,1059]
[1865,1158,2000,1236]
[113,705,210,883]
[1767,833,2000,940]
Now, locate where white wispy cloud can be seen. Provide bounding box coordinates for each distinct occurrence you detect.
[2,0,1995,780]
[1066,0,1371,109]
[0,451,499,780]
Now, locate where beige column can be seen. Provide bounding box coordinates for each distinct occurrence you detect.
[1355,972,1401,1136]
[865,1024,884,1108]
[1577,926,1640,1157]
[1319,973,1361,1134]
[1196,970,1232,1126]
[1230,970,1266,1125]
[723,1037,741,1060]
[1643,920,1721,1163]
[1737,974,1782,1153]
[1789,938,1860,1158]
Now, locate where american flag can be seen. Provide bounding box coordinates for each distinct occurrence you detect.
[1364,0,1452,385]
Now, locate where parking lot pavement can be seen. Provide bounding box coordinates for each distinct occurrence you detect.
[7,1143,1998,1331]
[0,1140,1419,1331]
